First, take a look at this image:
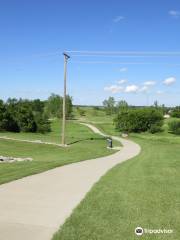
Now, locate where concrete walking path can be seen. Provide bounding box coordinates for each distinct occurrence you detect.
[0,124,141,240]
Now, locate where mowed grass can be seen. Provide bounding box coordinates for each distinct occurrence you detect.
[0,120,117,185]
[74,107,119,136]
[130,118,180,144]
[53,136,180,240]
[0,119,99,144]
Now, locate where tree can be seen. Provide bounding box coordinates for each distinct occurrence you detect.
[161,104,166,115]
[103,97,116,115]
[45,94,63,118]
[65,95,73,119]
[2,98,20,132]
[0,100,5,130]
[117,100,128,112]
[35,112,51,133]
[45,93,73,118]
[153,100,159,108]
[2,110,20,132]
[17,106,37,132]
[32,99,45,113]
[0,98,51,133]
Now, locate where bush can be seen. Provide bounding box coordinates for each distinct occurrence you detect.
[168,120,180,135]
[171,106,180,118]
[77,107,86,116]
[149,124,162,134]
[114,108,163,133]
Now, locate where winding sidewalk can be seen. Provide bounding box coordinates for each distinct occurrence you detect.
[0,124,141,240]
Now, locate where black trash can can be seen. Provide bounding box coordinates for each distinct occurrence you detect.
[107,137,113,148]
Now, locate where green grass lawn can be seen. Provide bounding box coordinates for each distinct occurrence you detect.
[53,135,180,240]
[0,119,99,144]
[0,120,117,185]
[73,107,113,124]
[74,107,119,136]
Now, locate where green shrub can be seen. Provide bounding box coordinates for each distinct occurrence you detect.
[77,107,86,116]
[114,108,163,133]
[171,106,180,118]
[149,124,162,134]
[168,120,180,135]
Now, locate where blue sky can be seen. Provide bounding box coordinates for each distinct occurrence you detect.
[0,0,180,106]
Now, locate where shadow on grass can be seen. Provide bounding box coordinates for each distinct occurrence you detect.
[68,137,106,145]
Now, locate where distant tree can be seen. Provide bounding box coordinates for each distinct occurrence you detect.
[161,104,166,115]
[117,100,128,112]
[103,97,116,115]
[45,93,73,118]
[153,100,159,108]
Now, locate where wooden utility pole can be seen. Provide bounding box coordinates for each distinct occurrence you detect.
[62,52,70,145]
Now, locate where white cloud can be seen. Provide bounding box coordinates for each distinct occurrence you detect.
[117,79,127,84]
[143,81,156,86]
[113,16,125,23]
[139,86,149,93]
[156,90,164,94]
[124,85,139,93]
[163,77,176,86]
[120,67,128,72]
[169,10,180,18]
[104,85,124,94]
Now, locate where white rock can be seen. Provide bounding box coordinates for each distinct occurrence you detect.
[0,156,33,163]
[122,133,128,138]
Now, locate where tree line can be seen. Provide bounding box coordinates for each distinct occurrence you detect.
[0,94,73,133]
[103,96,180,134]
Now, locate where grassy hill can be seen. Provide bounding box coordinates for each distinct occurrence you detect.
[0,119,118,185]
[53,107,180,240]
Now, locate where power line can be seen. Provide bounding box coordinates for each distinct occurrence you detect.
[66,50,180,56]
[71,61,180,65]
[71,54,180,58]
